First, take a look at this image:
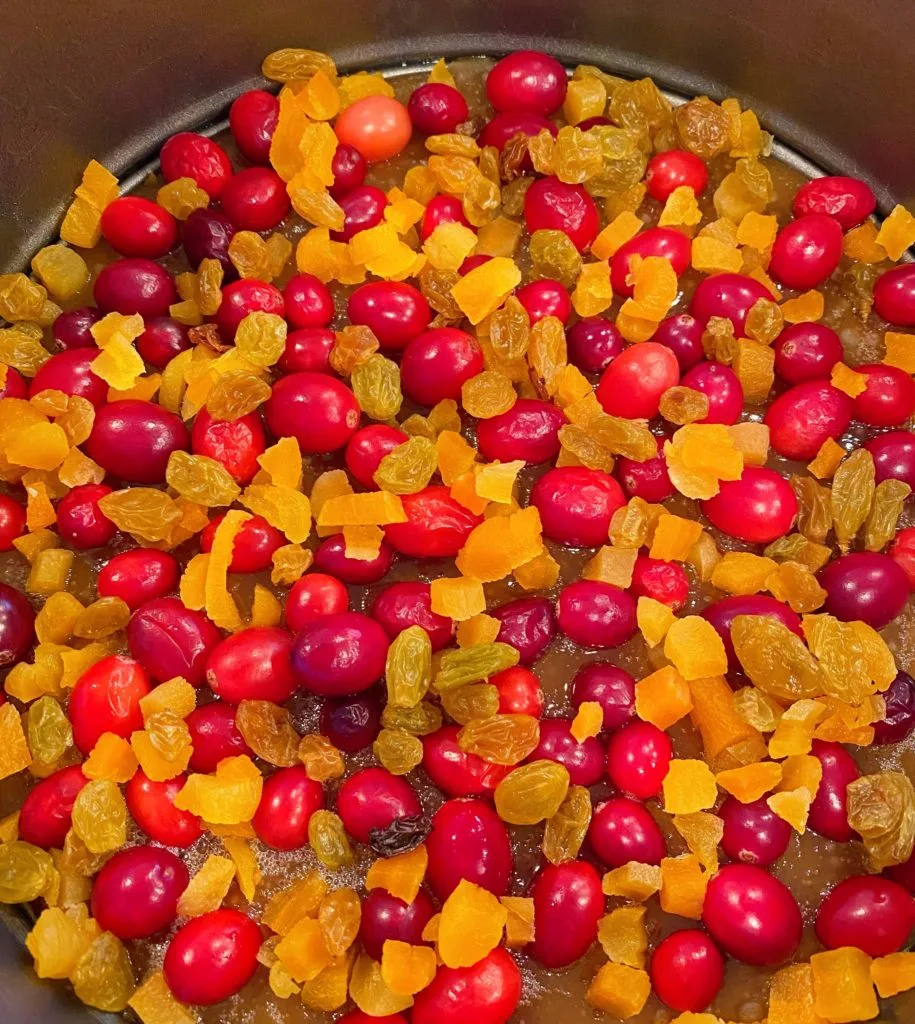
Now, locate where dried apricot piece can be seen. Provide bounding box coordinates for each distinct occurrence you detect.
[601,862,661,901]
[0,702,32,780]
[586,962,651,1019]
[429,576,486,621]
[810,947,878,1024]
[767,963,819,1024]
[275,915,332,983]
[662,759,718,814]
[659,853,708,919]
[438,878,507,968]
[716,761,782,803]
[263,871,328,935]
[500,896,535,947]
[664,616,728,680]
[635,666,692,729]
[350,952,414,1015]
[871,951,915,998]
[174,754,263,824]
[597,905,648,968]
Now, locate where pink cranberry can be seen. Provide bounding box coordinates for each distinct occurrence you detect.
[491,596,556,665]
[567,316,623,373]
[160,132,233,198]
[0,495,25,552]
[589,796,666,867]
[645,149,709,200]
[718,796,792,866]
[690,272,772,334]
[426,798,513,899]
[336,766,422,844]
[531,466,626,547]
[422,726,510,798]
[492,666,544,717]
[125,771,203,848]
[610,228,691,297]
[320,691,382,752]
[0,583,34,668]
[408,83,469,134]
[530,861,602,969]
[618,437,675,503]
[283,273,334,328]
[476,398,567,464]
[701,467,797,544]
[769,214,843,289]
[127,597,221,685]
[265,371,360,453]
[792,175,876,229]
[650,930,724,1012]
[331,184,388,242]
[654,313,705,371]
[680,361,745,422]
[200,513,285,572]
[558,580,637,649]
[136,317,191,368]
[30,349,107,407]
[606,720,672,798]
[18,765,87,849]
[253,766,324,851]
[808,740,860,842]
[486,50,567,115]
[348,281,431,351]
[524,175,601,252]
[56,483,117,549]
[764,381,853,460]
[186,702,252,773]
[773,322,843,384]
[279,326,335,373]
[874,264,915,326]
[191,408,265,484]
[292,612,389,696]
[360,887,436,960]
[530,719,604,785]
[52,306,103,350]
[206,627,297,703]
[703,864,803,965]
[420,194,472,241]
[412,949,520,1024]
[181,208,237,272]
[816,875,914,956]
[216,278,284,338]
[285,574,349,632]
[598,341,681,419]
[478,110,557,151]
[631,555,689,609]
[515,279,572,324]
[313,534,395,584]
[852,363,915,427]
[571,663,635,732]
[92,845,188,940]
[229,88,278,164]
[874,671,915,744]
[94,257,177,317]
[401,327,484,406]
[0,367,27,399]
[163,909,261,1006]
[330,144,367,198]
[100,196,178,258]
[866,430,915,488]
[371,581,454,651]
[703,594,802,669]
[819,551,909,629]
[384,486,482,558]
[69,655,150,752]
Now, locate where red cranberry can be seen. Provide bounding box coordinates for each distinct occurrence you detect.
[571,663,635,732]
[598,342,681,419]
[426,798,513,899]
[606,720,673,798]
[401,327,484,406]
[371,581,454,651]
[852,363,915,427]
[557,580,637,649]
[127,597,221,685]
[566,316,623,373]
[531,466,626,547]
[0,495,25,551]
[653,313,705,371]
[769,214,843,289]
[816,875,914,956]
[87,399,189,483]
[476,398,567,464]
[703,864,803,965]
[206,626,297,703]
[422,725,511,798]
[718,796,792,866]
[491,596,556,665]
[341,1014,407,1024]
[252,766,325,850]
[680,361,745,423]
[30,349,107,407]
[874,671,915,744]
[163,909,261,1006]
[703,594,802,670]
[525,176,599,251]
[56,483,117,548]
[336,766,421,844]
[18,765,87,849]
[610,228,691,297]
[283,272,334,328]
[125,771,203,847]
[181,208,237,272]
[52,306,103,350]
[808,740,860,842]
[348,281,431,351]
[515,278,572,324]
[313,534,395,584]
[292,612,389,696]
[412,948,520,1024]
[618,437,675,503]
[874,264,915,326]
[408,83,469,134]
[216,279,285,340]
[384,486,483,558]
[265,372,359,453]
[331,184,388,242]
[0,583,34,668]
[890,528,915,589]
[530,861,602,969]
[530,719,604,785]
[773,322,843,385]
[279,326,335,373]
[819,551,909,629]
[867,430,915,488]
[94,257,177,317]
[100,196,178,258]
[420,194,472,242]
[0,367,28,399]
[69,654,150,752]
[631,555,689,609]
[191,408,265,484]
[492,666,544,717]
[359,887,436,960]
[650,929,724,1012]
[792,175,876,228]
[186,702,252,773]
[136,317,191,368]
[320,691,382,752]
[477,110,558,151]
[487,50,566,115]
[645,149,709,200]
[200,513,285,572]
[589,796,666,867]
[764,381,853,460]
[330,144,367,198]
[701,467,797,544]
[690,272,772,334]
[576,115,615,129]
[160,132,233,197]
[285,573,349,632]
[92,845,188,939]
[229,89,278,164]
[344,424,408,488]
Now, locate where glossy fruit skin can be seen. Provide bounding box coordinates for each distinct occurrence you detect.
[492,597,556,665]
[808,740,860,842]
[680,361,744,424]
[819,551,910,629]
[128,597,221,686]
[52,305,103,350]
[792,175,876,228]
[566,316,623,373]
[815,875,914,956]
[163,909,262,1006]
[516,278,572,325]
[206,627,297,704]
[371,581,454,651]
[420,194,472,241]
[0,582,34,668]
[764,380,853,460]
[769,214,843,289]
[0,367,27,399]
[477,110,557,151]
[426,798,513,900]
[650,929,725,1013]
[874,264,915,326]
[631,555,689,610]
[874,671,915,744]
[645,148,709,200]
[30,349,107,407]
[589,796,666,867]
[618,437,675,503]
[476,398,567,465]
[866,430,915,488]
[718,796,792,866]
[531,466,626,547]
[530,719,605,786]
[571,663,636,732]
[136,316,191,368]
[422,725,510,799]
[86,399,189,483]
[91,845,189,940]
[18,766,88,849]
[773,322,843,384]
[192,408,265,484]
[492,665,544,718]
[336,766,421,844]
[93,257,177,317]
[100,196,178,258]
[597,341,681,419]
[359,886,436,961]
[610,227,691,297]
[56,483,117,549]
[125,771,203,848]
[530,861,603,968]
[215,278,285,339]
[69,654,151,753]
[689,272,772,334]
[557,580,637,649]
[0,495,25,552]
[486,50,567,115]
[703,594,802,670]
[320,691,382,753]
[401,327,484,406]
[411,948,521,1024]
[279,326,335,373]
[340,1014,407,1024]
[313,534,395,585]
[200,514,285,573]
[653,313,705,371]
[283,272,334,328]
[285,573,349,632]
[335,95,413,163]
[408,82,470,134]
[228,88,278,163]
[701,467,798,544]
[160,132,233,198]
[347,281,431,351]
[220,165,289,231]
[384,486,483,558]
[331,184,389,242]
[852,363,915,427]
[524,176,600,251]
[891,529,915,591]
[186,702,252,773]
[265,371,360,453]
[292,612,389,696]
[181,208,237,272]
[252,766,325,850]
[703,864,803,966]
[606,721,672,799]
[330,144,367,198]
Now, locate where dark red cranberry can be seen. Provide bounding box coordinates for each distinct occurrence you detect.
[874,671,915,744]
[371,581,454,651]
[160,132,233,198]
[359,886,436,960]
[631,555,689,609]
[576,115,614,129]
[486,50,567,115]
[566,316,623,373]
[703,594,802,669]
[531,466,626,547]
[200,513,285,572]
[420,195,472,242]
[93,257,177,317]
[718,796,792,866]
[292,612,389,696]
[610,228,691,297]
[229,89,278,164]
[792,176,876,228]
[348,281,431,351]
[819,551,909,629]
[422,725,510,798]
[653,313,705,371]
[253,766,324,850]
[701,467,798,544]
[331,184,388,242]
[680,361,745,422]
[279,326,335,373]
[557,580,637,649]
[852,363,915,427]
[18,765,87,849]
[412,949,521,1024]
[598,341,681,419]
[56,483,117,548]
[69,654,150,752]
[408,83,470,134]
[476,398,567,465]
[606,720,673,798]
[265,371,360,453]
[571,663,635,732]
[52,306,103,350]
[215,278,284,339]
[163,909,261,1006]
[815,875,914,956]
[645,149,709,200]
[87,399,189,483]
[808,740,860,842]
[313,534,395,584]
[491,596,556,665]
[186,702,253,773]
[0,367,27,399]
[866,430,915,488]
[769,214,843,289]
[191,407,265,483]
[874,264,915,326]
[100,196,178,258]
[690,272,772,333]
[384,486,483,558]
[589,796,666,866]
[30,349,107,407]
[127,597,221,686]
[515,278,572,324]
[773,322,843,385]
[337,767,422,844]
[492,666,544,717]
[136,317,191,368]
[320,690,382,753]
[125,771,203,847]
[425,798,513,899]
[525,176,599,251]
[477,110,558,151]
[181,208,237,272]
[92,845,188,939]
[206,627,297,703]
[530,719,604,785]
[618,437,675,503]
[0,582,34,668]
[650,930,724,1013]
[282,272,334,328]
[285,573,349,632]
[401,327,484,406]
[764,380,853,460]
[329,144,367,198]
[530,861,602,969]
[0,495,25,551]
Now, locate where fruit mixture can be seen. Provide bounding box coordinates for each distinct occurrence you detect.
[0,45,914,1024]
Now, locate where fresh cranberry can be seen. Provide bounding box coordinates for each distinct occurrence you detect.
[819,551,909,629]
[576,115,615,129]
[426,798,513,899]
[92,846,188,939]
[359,887,436,960]
[329,144,367,198]
[420,194,472,242]
[566,316,623,373]
[852,363,915,427]
[401,327,484,406]
[331,184,388,242]
[56,483,117,549]
[606,720,673,798]
[292,612,389,696]
[530,861,602,969]
[557,580,637,649]
[701,467,798,544]
[320,691,382,752]
[680,361,745,423]
[631,555,689,609]
[530,719,604,785]
[125,771,203,847]
[408,82,469,134]
[69,654,150,753]
[94,257,177,317]
[610,228,691,297]
[412,949,521,1024]
[476,398,567,464]
[422,726,511,798]
[160,132,233,197]
[773,322,843,385]
[216,278,284,339]
[874,671,915,744]
[690,272,772,333]
[703,595,802,669]
[0,367,28,399]
[816,875,914,956]
[136,317,191,368]
[30,349,107,407]
[87,399,188,483]
[525,176,599,251]
[191,408,265,483]
[0,495,25,551]
[340,1014,407,1024]
[186,702,252,773]
[515,279,572,324]
[348,281,431,351]
[531,466,625,547]
[313,534,395,584]
[718,796,792,866]
[618,437,675,503]
[229,89,278,164]
[334,95,412,164]
[0,583,34,668]
[487,50,566,115]
[874,264,915,326]
[127,597,221,685]
[200,513,285,572]
[384,486,483,558]
[650,930,724,1012]
[265,371,360,453]
[279,326,335,373]
[371,581,454,651]
[867,431,915,488]
[206,627,297,703]
[764,380,853,460]
[18,765,87,849]
[589,796,666,866]
[769,214,843,289]
[645,149,709,200]
[653,313,705,371]
[283,272,334,328]
[52,306,103,350]
[252,766,324,850]
[100,196,178,258]
[491,596,556,665]
[703,864,803,965]
[336,766,421,844]
[477,110,558,151]
[793,176,876,228]
[571,663,635,731]
[597,341,681,419]
[891,528,915,589]
[491,666,544,717]
[808,740,860,842]
[285,574,349,632]
[181,208,237,272]
[163,909,261,1006]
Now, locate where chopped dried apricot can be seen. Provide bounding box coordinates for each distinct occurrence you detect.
[810,947,878,1024]
[664,616,728,679]
[587,962,651,1018]
[663,759,718,814]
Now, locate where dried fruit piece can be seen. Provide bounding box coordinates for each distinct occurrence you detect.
[711,551,778,596]
[308,810,354,871]
[716,761,783,803]
[71,779,126,853]
[635,666,692,730]
[542,784,592,864]
[349,952,414,1016]
[637,596,676,648]
[457,713,539,765]
[597,905,648,968]
[663,616,728,680]
[175,755,263,824]
[662,758,718,814]
[318,887,360,958]
[659,853,708,919]
[831,448,875,553]
[441,684,500,724]
[586,961,651,1019]
[0,703,32,780]
[275,915,332,983]
[236,700,300,766]
[731,615,823,701]
[649,514,704,562]
[429,577,486,621]
[494,759,570,825]
[847,771,915,870]
[438,878,507,968]
[365,845,428,905]
[810,947,878,1024]
[871,952,915,999]
[263,871,328,935]
[864,478,911,552]
[26,695,72,767]
[71,931,135,1013]
[501,896,535,947]
[664,423,745,500]
[374,436,438,495]
[601,862,661,901]
[381,940,437,996]
[374,728,423,775]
